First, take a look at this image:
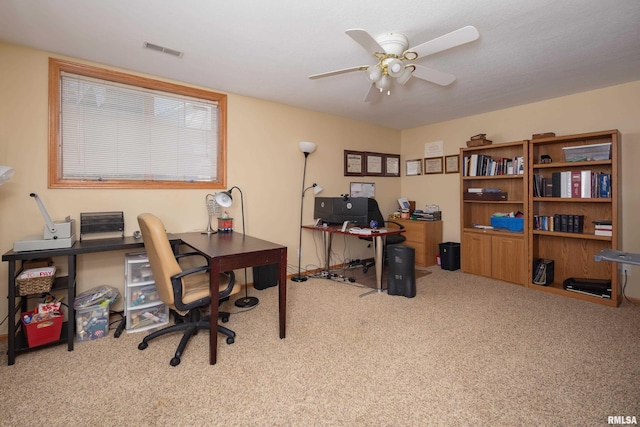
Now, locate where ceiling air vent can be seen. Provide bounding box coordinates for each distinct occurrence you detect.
[143,42,184,58]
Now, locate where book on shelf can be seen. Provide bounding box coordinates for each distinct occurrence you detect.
[594,224,613,230]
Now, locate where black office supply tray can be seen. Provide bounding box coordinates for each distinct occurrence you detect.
[80,211,124,240]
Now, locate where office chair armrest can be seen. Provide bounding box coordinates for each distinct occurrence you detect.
[218,271,236,299]
[175,251,209,264]
[174,265,209,279]
[385,220,405,229]
[171,266,236,299]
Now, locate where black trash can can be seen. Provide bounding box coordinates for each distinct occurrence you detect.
[439,242,460,271]
[252,263,279,290]
[387,245,416,298]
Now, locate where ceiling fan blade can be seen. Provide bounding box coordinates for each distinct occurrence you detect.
[363,83,380,103]
[346,28,384,54]
[407,25,479,59]
[411,64,457,86]
[309,65,368,80]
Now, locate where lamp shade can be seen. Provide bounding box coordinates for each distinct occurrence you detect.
[214,191,233,208]
[375,74,391,91]
[0,166,15,185]
[365,65,382,83]
[313,185,323,195]
[298,141,317,155]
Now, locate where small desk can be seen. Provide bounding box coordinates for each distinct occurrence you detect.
[2,236,180,365]
[178,232,287,365]
[301,225,404,291]
[3,232,287,366]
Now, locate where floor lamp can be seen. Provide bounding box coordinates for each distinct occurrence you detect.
[292,141,319,282]
[214,186,258,308]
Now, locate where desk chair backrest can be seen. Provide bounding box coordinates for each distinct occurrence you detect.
[137,213,183,310]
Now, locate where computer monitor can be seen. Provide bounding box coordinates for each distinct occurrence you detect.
[313,197,382,226]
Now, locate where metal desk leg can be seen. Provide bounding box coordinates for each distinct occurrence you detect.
[67,254,76,351]
[323,231,333,276]
[7,260,16,365]
[373,235,384,292]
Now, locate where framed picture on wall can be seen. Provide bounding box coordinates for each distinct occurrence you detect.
[344,150,364,176]
[405,159,422,176]
[384,154,400,177]
[364,152,384,176]
[350,182,375,198]
[445,154,460,174]
[424,157,444,174]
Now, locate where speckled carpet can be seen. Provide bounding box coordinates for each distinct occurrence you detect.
[1,266,638,426]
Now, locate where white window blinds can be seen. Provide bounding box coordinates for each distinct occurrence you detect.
[60,72,219,182]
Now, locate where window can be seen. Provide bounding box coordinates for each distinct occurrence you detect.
[48,58,227,189]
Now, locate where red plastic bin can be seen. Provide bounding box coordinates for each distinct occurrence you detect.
[21,313,63,348]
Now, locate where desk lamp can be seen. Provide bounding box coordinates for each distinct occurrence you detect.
[214,186,258,308]
[0,166,15,185]
[292,141,320,282]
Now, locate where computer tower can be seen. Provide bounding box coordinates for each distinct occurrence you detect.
[387,245,416,298]
[439,242,460,271]
[252,263,279,290]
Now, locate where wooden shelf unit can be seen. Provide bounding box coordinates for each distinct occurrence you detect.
[460,140,529,286]
[528,130,621,306]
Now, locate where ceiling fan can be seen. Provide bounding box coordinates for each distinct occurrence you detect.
[309,26,479,102]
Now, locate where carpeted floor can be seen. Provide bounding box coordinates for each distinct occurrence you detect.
[1,266,638,426]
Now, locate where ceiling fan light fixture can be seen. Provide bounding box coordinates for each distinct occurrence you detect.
[375,74,391,91]
[396,66,414,86]
[365,65,382,83]
[387,59,405,78]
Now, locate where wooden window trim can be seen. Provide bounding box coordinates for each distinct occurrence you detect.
[48,57,227,189]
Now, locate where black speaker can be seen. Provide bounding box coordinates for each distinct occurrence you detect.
[387,245,416,298]
[252,263,279,290]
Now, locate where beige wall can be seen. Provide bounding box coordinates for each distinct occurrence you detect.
[1,42,639,335]
[0,43,401,332]
[400,81,640,298]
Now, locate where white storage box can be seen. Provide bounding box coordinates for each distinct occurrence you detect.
[563,142,611,162]
[127,304,169,331]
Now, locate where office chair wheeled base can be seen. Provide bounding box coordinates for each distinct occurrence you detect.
[137,310,235,367]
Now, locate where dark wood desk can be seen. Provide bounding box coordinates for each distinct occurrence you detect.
[3,232,287,366]
[301,225,404,291]
[176,232,287,365]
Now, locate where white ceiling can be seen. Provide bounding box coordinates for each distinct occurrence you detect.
[1,0,639,130]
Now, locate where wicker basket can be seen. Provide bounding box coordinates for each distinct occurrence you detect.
[17,275,55,296]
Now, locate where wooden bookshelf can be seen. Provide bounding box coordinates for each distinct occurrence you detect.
[460,140,529,285]
[528,130,621,306]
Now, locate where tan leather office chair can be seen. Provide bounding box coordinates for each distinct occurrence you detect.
[137,213,240,366]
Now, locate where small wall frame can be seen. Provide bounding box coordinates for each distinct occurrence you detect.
[405,159,422,176]
[344,150,364,176]
[445,154,460,174]
[384,154,400,177]
[424,157,443,174]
